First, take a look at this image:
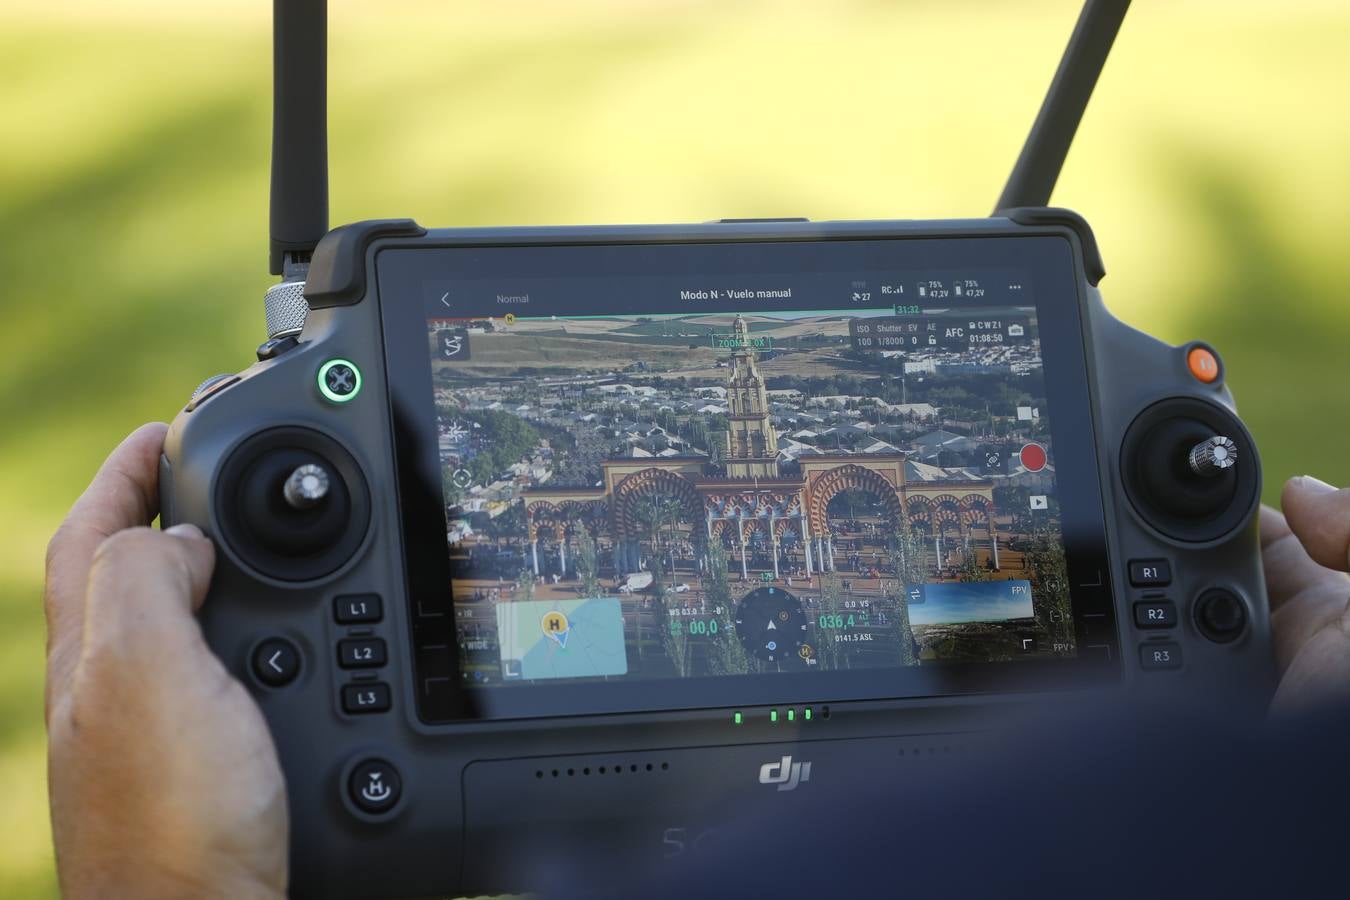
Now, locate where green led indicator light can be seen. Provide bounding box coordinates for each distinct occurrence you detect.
[804,707,813,721]
[317,359,362,403]
[733,712,743,725]
[787,708,796,722]
[770,709,779,723]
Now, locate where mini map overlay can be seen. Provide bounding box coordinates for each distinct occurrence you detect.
[496,598,629,681]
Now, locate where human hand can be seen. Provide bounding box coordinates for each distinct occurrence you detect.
[44,423,287,899]
[1260,476,1350,715]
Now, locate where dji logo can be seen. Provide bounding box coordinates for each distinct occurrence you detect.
[758,755,812,792]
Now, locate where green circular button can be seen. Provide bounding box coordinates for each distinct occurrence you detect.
[317,358,362,403]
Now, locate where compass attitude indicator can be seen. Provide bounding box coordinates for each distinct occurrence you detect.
[734,587,809,663]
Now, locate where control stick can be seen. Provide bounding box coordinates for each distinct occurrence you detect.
[1187,436,1238,477]
[1121,399,1258,543]
[283,463,331,509]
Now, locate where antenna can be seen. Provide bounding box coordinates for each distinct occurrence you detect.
[995,0,1131,213]
[269,0,328,275]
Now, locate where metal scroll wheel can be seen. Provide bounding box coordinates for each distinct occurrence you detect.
[264,280,309,341]
[191,374,234,400]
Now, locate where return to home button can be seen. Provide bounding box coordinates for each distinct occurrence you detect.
[348,758,401,815]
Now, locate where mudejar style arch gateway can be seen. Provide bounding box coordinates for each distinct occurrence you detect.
[521,317,997,580]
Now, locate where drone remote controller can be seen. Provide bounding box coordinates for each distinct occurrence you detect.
[161,2,1273,896]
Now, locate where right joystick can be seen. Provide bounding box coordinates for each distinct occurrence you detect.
[1121,400,1259,543]
[1187,436,1237,477]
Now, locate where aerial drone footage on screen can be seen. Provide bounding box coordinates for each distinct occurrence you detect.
[421,247,1078,691]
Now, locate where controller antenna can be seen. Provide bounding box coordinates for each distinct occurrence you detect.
[270,0,327,276]
[264,0,327,342]
[995,0,1131,212]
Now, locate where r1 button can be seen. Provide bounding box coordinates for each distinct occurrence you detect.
[349,759,401,815]
[251,638,300,687]
[1128,559,1172,587]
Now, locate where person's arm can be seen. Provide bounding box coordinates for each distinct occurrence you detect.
[44,423,287,900]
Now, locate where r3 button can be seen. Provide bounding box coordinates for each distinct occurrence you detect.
[1140,642,1183,670]
[348,759,401,815]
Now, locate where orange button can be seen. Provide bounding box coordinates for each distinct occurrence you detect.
[1187,346,1220,383]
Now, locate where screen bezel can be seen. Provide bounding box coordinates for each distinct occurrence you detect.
[376,231,1120,723]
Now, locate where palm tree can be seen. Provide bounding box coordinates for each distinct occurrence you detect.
[635,494,683,593]
[635,494,686,667]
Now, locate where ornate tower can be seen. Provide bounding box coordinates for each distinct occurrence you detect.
[724,316,780,479]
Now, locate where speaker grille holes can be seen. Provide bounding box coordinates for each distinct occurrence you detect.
[532,760,672,781]
[898,742,969,759]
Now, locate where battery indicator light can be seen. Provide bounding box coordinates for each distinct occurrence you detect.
[770,709,779,724]
[733,712,743,725]
[804,707,813,721]
[787,709,796,722]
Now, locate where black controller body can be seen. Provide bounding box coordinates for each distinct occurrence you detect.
[161,210,1273,899]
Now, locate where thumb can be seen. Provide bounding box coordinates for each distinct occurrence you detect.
[82,525,216,660]
[1281,476,1350,573]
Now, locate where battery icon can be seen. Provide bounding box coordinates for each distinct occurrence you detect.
[955,284,963,296]
[918,285,927,297]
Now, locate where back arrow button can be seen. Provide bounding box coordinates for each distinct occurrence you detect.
[251,638,301,687]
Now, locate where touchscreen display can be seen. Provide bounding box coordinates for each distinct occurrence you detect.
[400,237,1106,714]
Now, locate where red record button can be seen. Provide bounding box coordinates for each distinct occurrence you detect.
[1019,442,1048,473]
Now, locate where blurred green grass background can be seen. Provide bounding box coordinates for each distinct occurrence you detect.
[2,0,1348,894]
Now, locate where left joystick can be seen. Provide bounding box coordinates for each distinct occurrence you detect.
[215,428,371,582]
[284,463,331,510]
